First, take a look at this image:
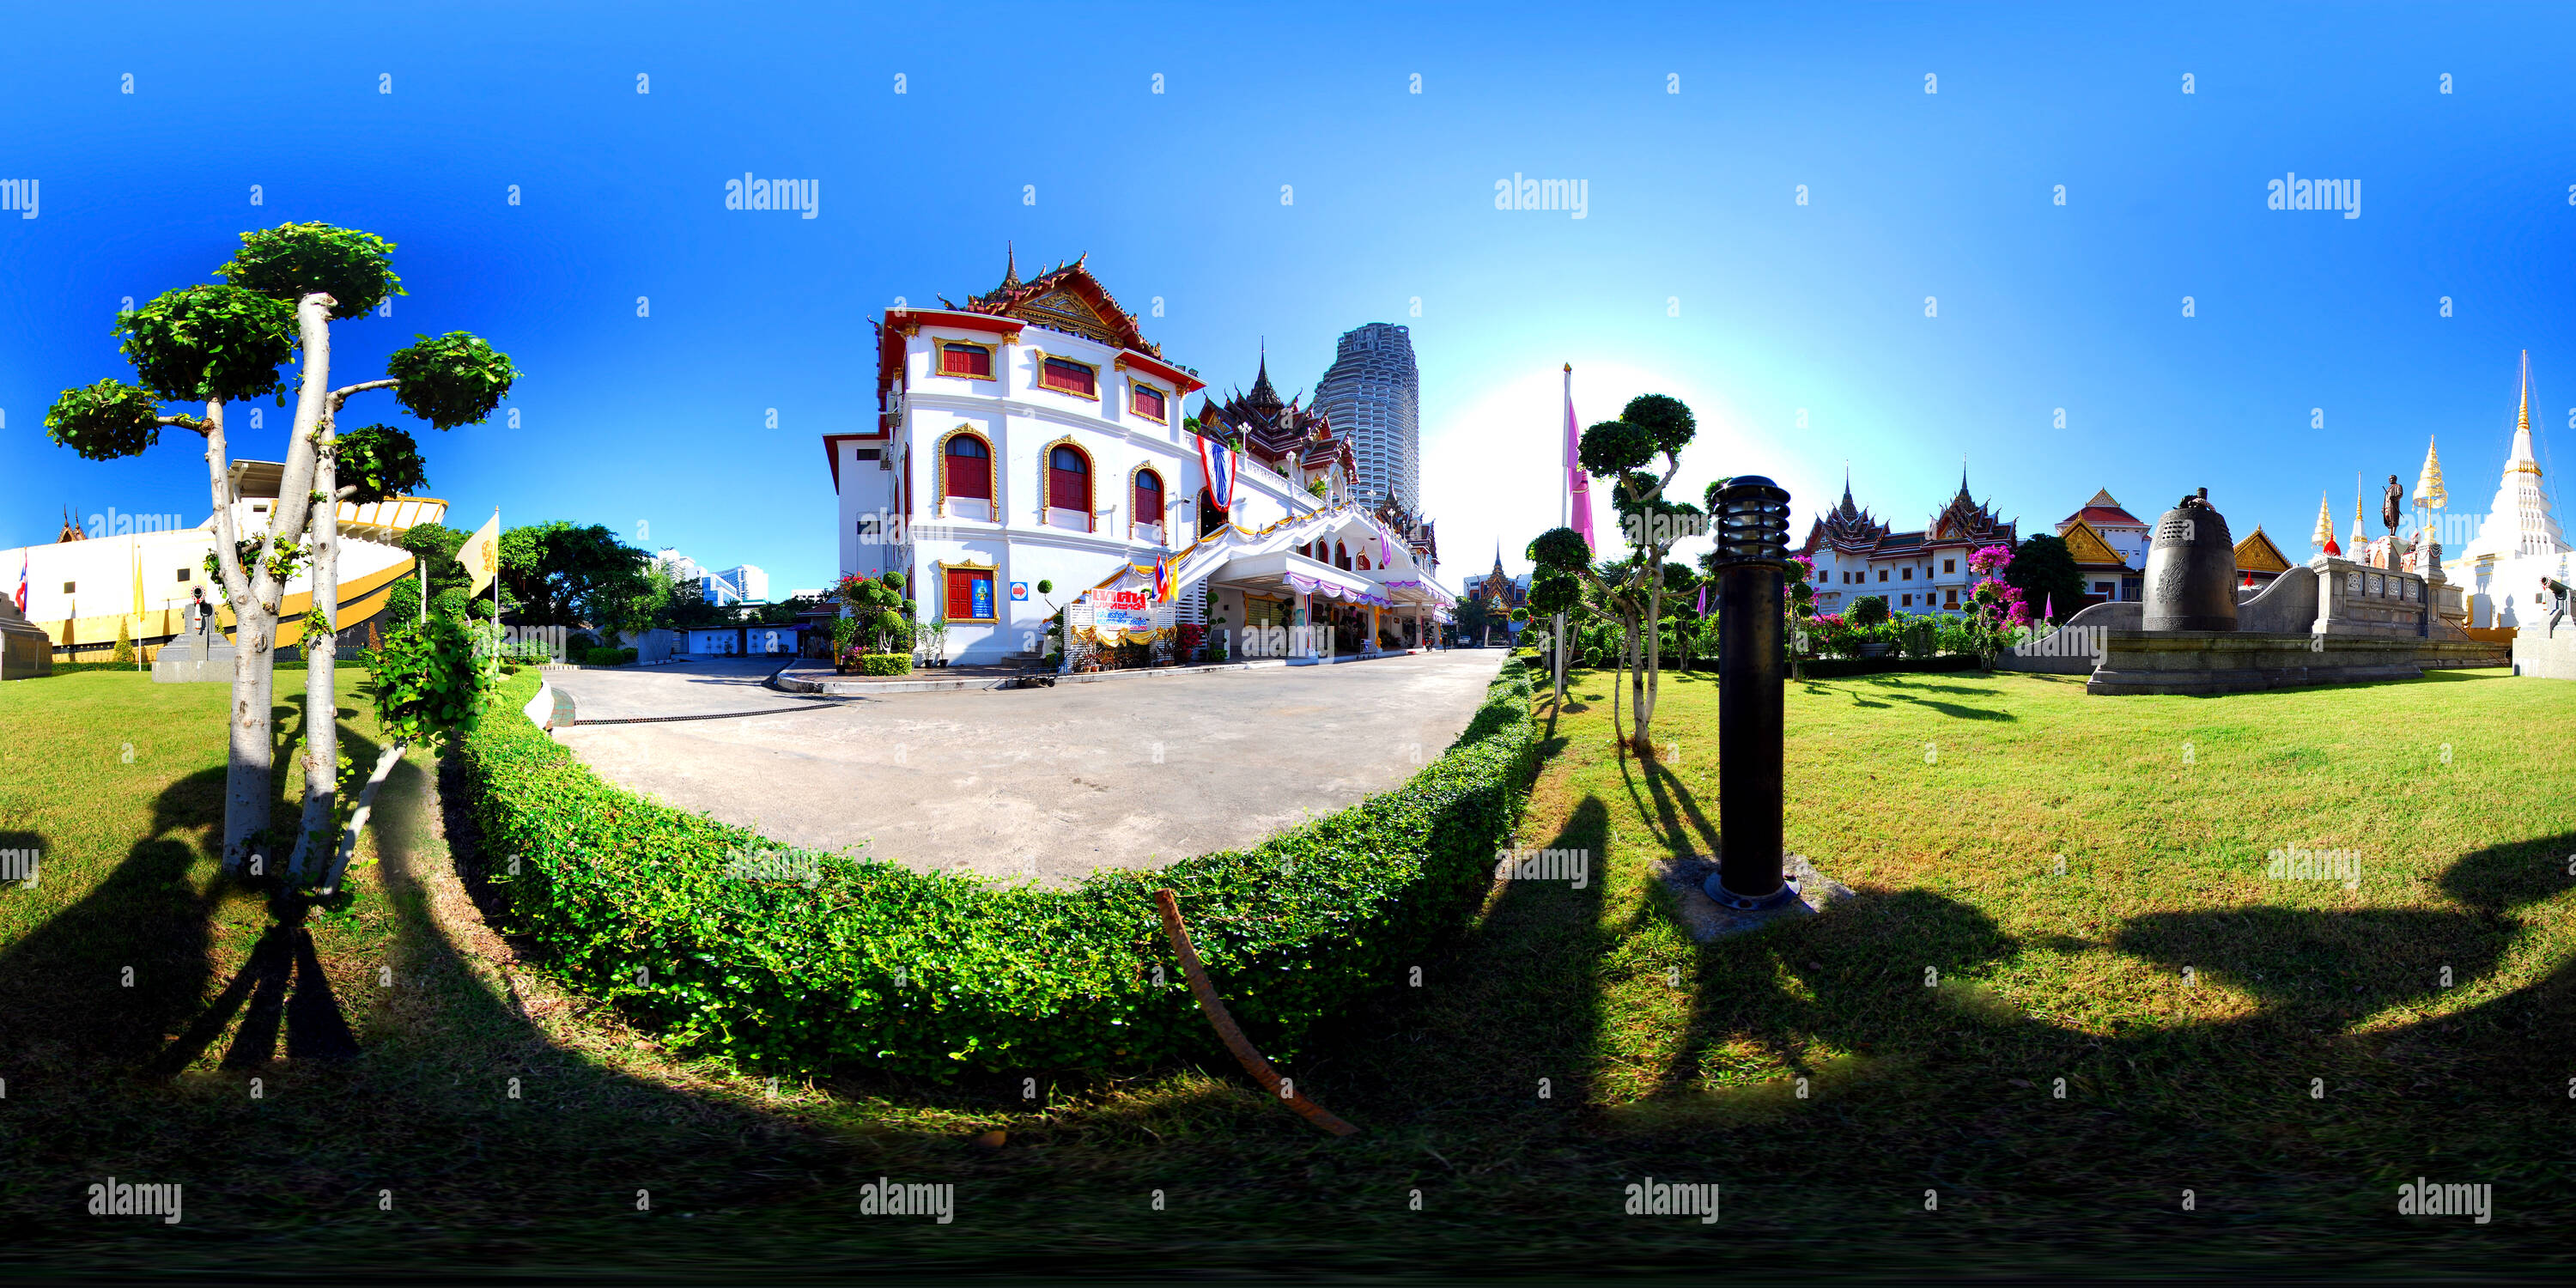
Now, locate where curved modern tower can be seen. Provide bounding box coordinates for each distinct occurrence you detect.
[1314,323,1420,513]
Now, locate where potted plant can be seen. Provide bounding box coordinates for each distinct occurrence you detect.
[920,617,950,669]
[828,614,860,674]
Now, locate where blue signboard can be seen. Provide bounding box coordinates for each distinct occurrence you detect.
[971,577,994,620]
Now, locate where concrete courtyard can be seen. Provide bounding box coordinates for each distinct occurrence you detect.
[547,650,1509,885]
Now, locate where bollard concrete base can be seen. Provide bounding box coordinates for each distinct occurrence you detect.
[1653,852,1852,943]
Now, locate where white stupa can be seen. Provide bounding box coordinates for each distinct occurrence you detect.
[2454,351,2571,628]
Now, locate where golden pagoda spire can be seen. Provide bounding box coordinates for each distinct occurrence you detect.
[2312,489,2336,551]
[2509,349,2542,477]
[2414,434,2446,510]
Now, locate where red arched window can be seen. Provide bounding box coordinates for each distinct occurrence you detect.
[1357,555,1370,570]
[944,434,992,501]
[1133,468,1163,526]
[1048,445,1091,527]
[1334,541,1350,570]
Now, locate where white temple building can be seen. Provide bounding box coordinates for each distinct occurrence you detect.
[830,252,1452,666]
[2451,352,2570,629]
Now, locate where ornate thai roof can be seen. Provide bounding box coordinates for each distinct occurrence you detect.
[2060,518,2128,568]
[1799,469,2014,558]
[936,247,1162,356]
[2233,525,2292,574]
[1207,346,1334,465]
[2059,487,2145,531]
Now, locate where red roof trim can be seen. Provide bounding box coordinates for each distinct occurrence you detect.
[1115,349,1203,396]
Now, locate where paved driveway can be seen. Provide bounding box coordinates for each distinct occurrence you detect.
[548,651,1508,885]
[548,657,818,720]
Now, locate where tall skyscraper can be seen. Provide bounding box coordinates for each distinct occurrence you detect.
[1314,323,1420,513]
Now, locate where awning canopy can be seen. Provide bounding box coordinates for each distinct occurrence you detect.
[1208,550,1396,608]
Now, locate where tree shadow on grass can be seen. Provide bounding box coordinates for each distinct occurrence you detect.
[1621,753,1722,862]
[0,776,217,1077]
[1317,796,1616,1121]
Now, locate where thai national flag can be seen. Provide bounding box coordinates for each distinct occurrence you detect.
[1152,557,1174,603]
[1197,431,1238,513]
[12,552,24,614]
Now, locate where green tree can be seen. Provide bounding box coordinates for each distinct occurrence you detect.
[2004,533,2087,624]
[1848,594,1890,628]
[1454,597,1493,646]
[499,521,649,628]
[383,520,470,625]
[315,613,488,896]
[1527,394,1701,753]
[45,222,514,877]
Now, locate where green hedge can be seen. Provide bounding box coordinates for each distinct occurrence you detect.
[855,653,912,677]
[457,659,1538,1076]
[584,647,637,666]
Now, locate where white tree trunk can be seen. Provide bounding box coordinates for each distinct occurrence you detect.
[316,739,405,896]
[282,295,336,879]
[203,400,272,875]
[289,434,338,878]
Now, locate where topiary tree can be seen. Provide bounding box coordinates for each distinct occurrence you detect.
[835,570,910,655]
[1848,594,1889,628]
[43,223,513,878]
[1526,394,1701,753]
[1526,569,1583,702]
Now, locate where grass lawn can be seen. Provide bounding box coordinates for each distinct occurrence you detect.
[3,663,2572,1279]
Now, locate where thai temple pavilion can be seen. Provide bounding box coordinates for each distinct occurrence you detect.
[1801,469,2017,617]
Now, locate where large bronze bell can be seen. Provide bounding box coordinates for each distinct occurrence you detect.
[2141,487,2239,632]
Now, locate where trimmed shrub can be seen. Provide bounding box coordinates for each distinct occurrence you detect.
[585,646,637,666]
[856,653,913,677]
[456,660,1539,1077]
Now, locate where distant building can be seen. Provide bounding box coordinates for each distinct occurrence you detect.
[1313,323,1420,513]
[1465,545,1529,641]
[654,550,768,605]
[708,564,769,604]
[1801,469,2017,617]
[2054,489,2148,607]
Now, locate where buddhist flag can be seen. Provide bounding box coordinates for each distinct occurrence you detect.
[1151,556,1175,603]
[459,510,502,597]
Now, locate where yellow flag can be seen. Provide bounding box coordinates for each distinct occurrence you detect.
[459,511,502,596]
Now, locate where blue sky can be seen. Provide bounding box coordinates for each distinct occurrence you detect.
[3,3,2570,594]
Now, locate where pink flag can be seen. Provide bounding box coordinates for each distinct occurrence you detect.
[1697,584,1707,616]
[1564,367,1595,552]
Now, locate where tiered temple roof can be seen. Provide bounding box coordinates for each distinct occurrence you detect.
[936,247,1163,356]
[2059,488,2145,532]
[1373,501,1439,567]
[1200,349,1346,473]
[1800,469,2016,558]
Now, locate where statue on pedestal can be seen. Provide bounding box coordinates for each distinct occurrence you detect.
[2382,475,2403,538]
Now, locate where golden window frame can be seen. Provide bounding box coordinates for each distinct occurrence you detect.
[931,336,998,382]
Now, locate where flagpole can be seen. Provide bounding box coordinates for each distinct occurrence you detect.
[1554,363,1571,706]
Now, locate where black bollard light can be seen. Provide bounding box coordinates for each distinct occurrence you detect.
[1705,475,1799,911]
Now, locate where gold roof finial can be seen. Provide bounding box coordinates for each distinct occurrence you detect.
[2414,435,2446,509]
